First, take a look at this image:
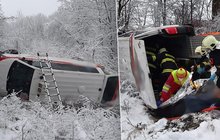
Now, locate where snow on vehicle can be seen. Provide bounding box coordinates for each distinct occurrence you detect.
[0,52,118,106]
[119,25,220,118]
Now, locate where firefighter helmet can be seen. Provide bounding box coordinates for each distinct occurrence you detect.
[176,68,187,79]
[195,46,207,56]
[202,35,219,51]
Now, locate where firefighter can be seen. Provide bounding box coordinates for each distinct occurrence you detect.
[157,68,190,106]
[146,47,158,75]
[157,47,178,89]
[195,46,208,57]
[202,35,220,94]
[146,51,157,73]
[146,47,160,92]
[192,46,212,81]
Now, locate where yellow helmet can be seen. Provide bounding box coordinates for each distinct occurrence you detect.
[176,68,187,78]
[195,46,207,56]
[202,35,219,51]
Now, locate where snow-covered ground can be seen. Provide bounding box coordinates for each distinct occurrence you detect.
[0,94,120,140]
[119,40,220,140]
[120,80,220,140]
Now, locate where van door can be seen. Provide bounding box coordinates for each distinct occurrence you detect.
[129,34,157,109]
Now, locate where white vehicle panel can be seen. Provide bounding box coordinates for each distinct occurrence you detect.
[129,34,157,109]
[0,59,15,96]
[118,37,135,81]
[30,69,105,103]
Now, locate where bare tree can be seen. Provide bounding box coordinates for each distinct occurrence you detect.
[117,0,133,32]
[117,0,213,31]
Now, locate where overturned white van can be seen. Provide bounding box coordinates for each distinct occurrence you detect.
[119,25,197,109]
[0,53,118,105]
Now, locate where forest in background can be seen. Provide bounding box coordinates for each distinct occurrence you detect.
[0,0,118,73]
[117,0,220,33]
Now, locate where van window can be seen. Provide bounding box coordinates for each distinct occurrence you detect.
[22,60,99,73]
[7,61,34,95]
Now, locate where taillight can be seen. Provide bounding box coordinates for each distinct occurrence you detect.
[164,27,178,35]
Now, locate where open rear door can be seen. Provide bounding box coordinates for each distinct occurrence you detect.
[129,33,157,109]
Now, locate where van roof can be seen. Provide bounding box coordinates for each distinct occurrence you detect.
[135,25,195,39]
[135,25,179,39]
[2,53,98,68]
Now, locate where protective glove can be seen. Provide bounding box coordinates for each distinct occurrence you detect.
[210,73,216,81]
[197,67,205,74]
[190,80,196,89]
[216,44,220,50]
[156,100,162,107]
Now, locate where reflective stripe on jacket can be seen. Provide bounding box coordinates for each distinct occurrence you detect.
[146,51,157,71]
[157,52,178,74]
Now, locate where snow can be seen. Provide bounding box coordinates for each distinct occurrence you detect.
[119,41,220,140]
[0,1,121,139]
[154,120,220,140]
[0,94,120,140]
[120,79,220,140]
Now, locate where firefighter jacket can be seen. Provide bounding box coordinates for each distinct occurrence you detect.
[160,70,190,102]
[146,49,159,74]
[157,51,178,74]
[209,49,220,88]
[209,49,220,70]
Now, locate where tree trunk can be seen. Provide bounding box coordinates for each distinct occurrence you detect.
[182,0,185,24]
[124,0,131,31]
[118,0,123,20]
[190,0,193,24]
[212,0,220,18]
[162,0,167,25]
